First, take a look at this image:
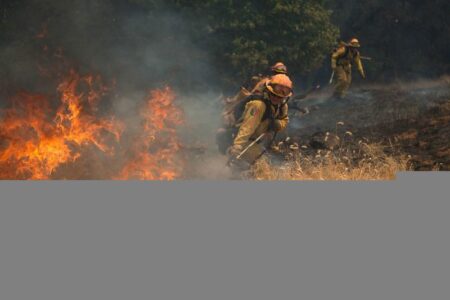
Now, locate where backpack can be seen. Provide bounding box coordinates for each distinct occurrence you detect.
[220,87,252,128]
[330,41,349,60]
[216,91,274,155]
[331,41,361,66]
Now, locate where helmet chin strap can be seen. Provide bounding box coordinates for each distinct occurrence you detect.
[281,96,291,106]
[265,90,290,106]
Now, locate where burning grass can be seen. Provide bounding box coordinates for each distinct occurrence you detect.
[0,70,124,179]
[0,37,188,180]
[115,87,185,180]
[0,70,185,180]
[247,141,411,180]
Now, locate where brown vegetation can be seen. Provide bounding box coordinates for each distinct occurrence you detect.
[247,140,411,181]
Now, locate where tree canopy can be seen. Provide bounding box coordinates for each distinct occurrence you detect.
[1,0,449,92]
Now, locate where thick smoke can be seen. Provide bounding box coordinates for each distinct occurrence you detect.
[1,0,222,93]
[1,0,230,179]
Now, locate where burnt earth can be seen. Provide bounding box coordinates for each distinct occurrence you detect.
[287,78,450,171]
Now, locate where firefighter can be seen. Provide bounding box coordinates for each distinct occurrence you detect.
[331,38,366,99]
[251,62,289,94]
[219,62,289,132]
[227,74,293,166]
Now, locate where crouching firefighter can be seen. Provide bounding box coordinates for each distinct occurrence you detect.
[250,62,289,95]
[222,62,290,122]
[216,74,293,169]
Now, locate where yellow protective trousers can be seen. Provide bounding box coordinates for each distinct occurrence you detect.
[333,65,352,98]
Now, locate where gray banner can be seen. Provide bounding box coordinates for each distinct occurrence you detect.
[1,172,449,300]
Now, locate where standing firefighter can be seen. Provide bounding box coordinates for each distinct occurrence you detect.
[223,74,293,168]
[331,38,366,99]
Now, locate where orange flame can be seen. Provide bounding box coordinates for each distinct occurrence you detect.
[116,86,185,180]
[0,70,124,179]
[1,33,187,180]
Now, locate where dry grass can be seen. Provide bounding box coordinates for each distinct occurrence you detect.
[247,142,411,181]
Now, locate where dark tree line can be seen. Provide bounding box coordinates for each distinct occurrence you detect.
[329,0,450,81]
[1,0,449,93]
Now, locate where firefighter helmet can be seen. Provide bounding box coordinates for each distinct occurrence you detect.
[349,38,361,48]
[270,62,288,74]
[265,74,293,98]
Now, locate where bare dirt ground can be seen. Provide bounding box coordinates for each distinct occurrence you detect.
[247,77,450,180]
[294,78,449,169]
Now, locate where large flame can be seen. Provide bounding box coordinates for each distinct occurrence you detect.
[0,70,124,179]
[116,87,185,180]
[0,74,185,180]
[1,31,187,180]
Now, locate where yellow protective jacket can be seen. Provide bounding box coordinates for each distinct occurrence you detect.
[233,94,288,149]
[250,77,270,94]
[331,46,365,77]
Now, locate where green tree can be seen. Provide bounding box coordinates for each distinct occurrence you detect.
[198,0,338,87]
[128,0,339,88]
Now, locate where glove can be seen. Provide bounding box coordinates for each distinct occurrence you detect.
[227,145,243,158]
[271,119,283,132]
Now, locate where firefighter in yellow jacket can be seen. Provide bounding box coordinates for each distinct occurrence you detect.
[227,74,293,165]
[222,62,289,128]
[331,38,366,98]
[251,62,289,94]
